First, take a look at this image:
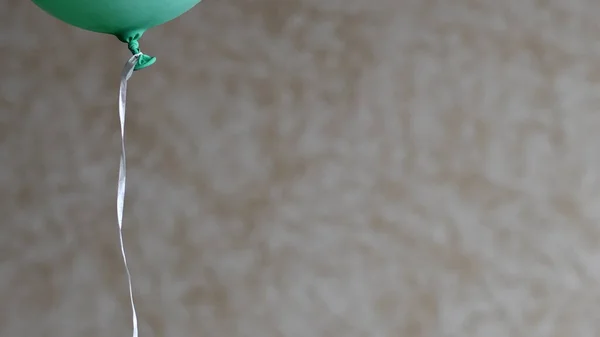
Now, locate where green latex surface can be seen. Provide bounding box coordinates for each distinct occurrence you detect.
[31,0,201,70]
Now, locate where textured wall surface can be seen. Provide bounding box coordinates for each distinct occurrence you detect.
[3,0,600,336]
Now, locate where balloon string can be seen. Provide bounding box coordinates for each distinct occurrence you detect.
[117,53,141,337]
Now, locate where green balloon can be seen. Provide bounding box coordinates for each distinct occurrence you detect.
[31,0,202,70]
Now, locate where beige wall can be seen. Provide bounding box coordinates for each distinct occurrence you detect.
[2,0,600,335]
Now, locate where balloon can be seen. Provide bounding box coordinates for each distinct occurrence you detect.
[31,0,202,70]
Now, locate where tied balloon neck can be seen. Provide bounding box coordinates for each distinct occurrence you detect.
[126,39,156,71]
[127,40,142,55]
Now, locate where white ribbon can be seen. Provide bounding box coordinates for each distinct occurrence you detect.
[117,54,141,337]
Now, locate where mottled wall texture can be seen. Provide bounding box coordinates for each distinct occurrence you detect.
[3,0,600,336]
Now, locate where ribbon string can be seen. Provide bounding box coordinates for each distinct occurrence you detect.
[117,54,141,337]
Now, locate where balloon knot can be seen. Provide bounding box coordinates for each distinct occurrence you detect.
[127,40,156,71]
[127,40,141,54]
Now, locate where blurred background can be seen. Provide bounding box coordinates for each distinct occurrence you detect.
[3,0,600,336]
